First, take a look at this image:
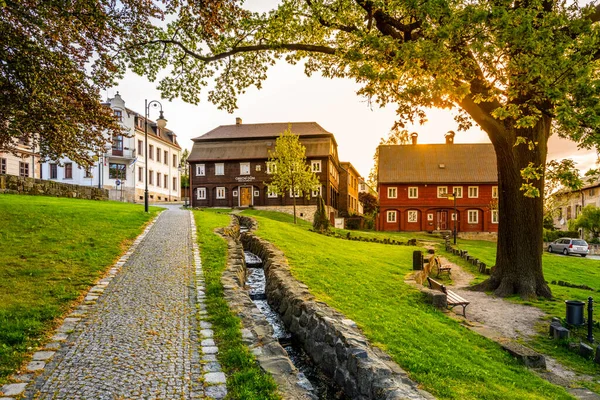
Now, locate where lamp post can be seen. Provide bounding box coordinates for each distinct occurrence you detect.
[144,100,167,212]
[448,192,458,245]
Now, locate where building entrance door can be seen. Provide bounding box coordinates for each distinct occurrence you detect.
[240,187,252,207]
[436,210,448,230]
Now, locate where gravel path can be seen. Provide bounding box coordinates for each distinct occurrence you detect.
[9,209,227,400]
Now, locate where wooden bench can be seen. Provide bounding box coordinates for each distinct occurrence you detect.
[432,256,452,277]
[427,277,469,317]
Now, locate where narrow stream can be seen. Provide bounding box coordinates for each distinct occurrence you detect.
[244,250,347,400]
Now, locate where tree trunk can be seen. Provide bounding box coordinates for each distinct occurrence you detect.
[476,119,552,300]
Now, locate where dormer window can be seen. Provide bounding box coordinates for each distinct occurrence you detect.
[114,110,122,122]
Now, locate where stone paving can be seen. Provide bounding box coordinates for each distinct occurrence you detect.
[2,208,227,399]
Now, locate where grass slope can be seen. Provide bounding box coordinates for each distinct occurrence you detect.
[242,210,571,400]
[193,209,279,399]
[0,195,159,383]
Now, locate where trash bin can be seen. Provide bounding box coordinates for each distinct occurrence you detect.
[413,251,423,271]
[565,300,585,325]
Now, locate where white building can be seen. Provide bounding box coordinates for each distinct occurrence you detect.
[0,139,41,179]
[41,93,182,202]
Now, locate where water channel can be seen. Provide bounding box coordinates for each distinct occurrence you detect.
[244,250,347,400]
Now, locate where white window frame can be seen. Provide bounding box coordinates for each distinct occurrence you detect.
[267,185,278,198]
[492,209,499,224]
[407,210,418,223]
[312,185,322,197]
[311,160,322,173]
[254,190,260,197]
[215,163,224,176]
[256,165,262,172]
[453,187,463,198]
[216,187,226,199]
[387,187,397,199]
[196,164,205,176]
[197,187,206,200]
[266,162,276,174]
[289,189,301,198]
[437,186,448,198]
[386,210,397,223]
[492,186,498,198]
[468,210,479,224]
[408,187,418,199]
[451,212,457,221]
[232,190,238,197]
[240,162,250,175]
[427,213,433,221]
[468,186,479,198]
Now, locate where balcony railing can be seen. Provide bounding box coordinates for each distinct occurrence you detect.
[110,148,136,159]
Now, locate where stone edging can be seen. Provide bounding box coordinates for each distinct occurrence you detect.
[0,211,164,400]
[219,216,315,400]
[239,216,434,400]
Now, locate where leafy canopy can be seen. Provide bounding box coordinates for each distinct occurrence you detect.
[570,205,600,239]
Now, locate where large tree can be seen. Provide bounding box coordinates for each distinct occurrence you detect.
[0,0,164,165]
[131,0,600,298]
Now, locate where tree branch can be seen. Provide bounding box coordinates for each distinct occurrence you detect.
[305,0,359,33]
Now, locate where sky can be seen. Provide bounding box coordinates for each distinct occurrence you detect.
[109,1,599,179]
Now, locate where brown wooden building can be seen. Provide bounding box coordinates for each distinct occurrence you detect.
[377,134,499,233]
[339,162,361,216]
[188,119,342,220]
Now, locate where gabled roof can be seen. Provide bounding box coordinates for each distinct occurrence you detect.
[192,122,334,142]
[378,143,497,184]
[126,108,181,150]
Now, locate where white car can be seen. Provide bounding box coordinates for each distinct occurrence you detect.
[547,238,589,257]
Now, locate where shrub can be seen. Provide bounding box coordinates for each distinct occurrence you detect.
[313,195,329,232]
[543,229,580,242]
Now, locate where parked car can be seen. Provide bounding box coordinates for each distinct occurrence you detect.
[547,238,589,257]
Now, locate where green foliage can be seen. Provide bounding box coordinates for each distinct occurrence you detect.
[358,192,378,215]
[569,205,600,239]
[312,195,330,232]
[0,195,158,383]
[268,127,320,223]
[244,211,572,399]
[193,209,280,399]
[543,229,581,242]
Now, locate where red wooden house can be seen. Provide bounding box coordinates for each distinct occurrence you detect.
[377,134,499,233]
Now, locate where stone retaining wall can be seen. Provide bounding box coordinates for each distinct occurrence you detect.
[0,174,107,200]
[240,224,433,400]
[252,205,336,223]
[218,217,315,400]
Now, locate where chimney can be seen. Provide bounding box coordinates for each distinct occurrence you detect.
[236,117,242,125]
[411,132,418,145]
[445,130,455,144]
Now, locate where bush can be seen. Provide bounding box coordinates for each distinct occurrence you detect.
[543,229,580,242]
[313,195,329,232]
[345,217,362,230]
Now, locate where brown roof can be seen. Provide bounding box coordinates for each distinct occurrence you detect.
[188,137,333,162]
[378,143,497,183]
[340,162,361,178]
[125,108,181,150]
[192,122,334,142]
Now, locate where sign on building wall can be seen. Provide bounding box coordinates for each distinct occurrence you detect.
[334,218,344,229]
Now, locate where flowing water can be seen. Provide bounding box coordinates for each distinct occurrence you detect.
[244,251,347,400]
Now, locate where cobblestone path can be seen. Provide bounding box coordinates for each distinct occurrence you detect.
[16,209,226,400]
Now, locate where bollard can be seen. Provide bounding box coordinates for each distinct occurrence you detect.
[588,297,594,343]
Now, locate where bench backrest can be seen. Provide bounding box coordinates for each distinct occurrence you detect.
[427,277,448,294]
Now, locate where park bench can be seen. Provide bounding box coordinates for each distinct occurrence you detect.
[431,256,452,277]
[427,277,469,317]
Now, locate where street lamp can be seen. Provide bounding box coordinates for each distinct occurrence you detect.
[447,192,458,244]
[144,100,167,212]
[178,163,189,208]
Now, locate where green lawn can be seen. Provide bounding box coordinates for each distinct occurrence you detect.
[193,209,279,399]
[0,195,160,383]
[241,210,572,399]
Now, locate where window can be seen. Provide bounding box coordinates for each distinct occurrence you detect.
[112,134,123,152]
[468,210,479,224]
[108,163,125,180]
[164,174,168,189]
[453,187,463,198]
[240,162,250,175]
[427,213,434,221]
[451,212,457,221]
[138,140,143,156]
[468,186,479,198]
[114,110,122,121]
[215,163,224,175]
[19,162,29,177]
[437,186,448,198]
[266,162,276,174]
[149,170,154,185]
[408,187,418,198]
[64,163,72,179]
[196,164,205,176]
[164,150,168,165]
[156,148,161,163]
[84,167,92,178]
[232,190,238,197]
[50,163,58,179]
[138,166,143,182]
[0,158,5,175]
[387,187,397,199]
[254,190,260,197]
[492,186,498,198]
[149,145,154,159]
[216,187,226,199]
[197,187,206,200]
[312,185,322,197]
[492,210,499,224]
[311,160,321,173]
[289,189,301,198]
[173,154,177,167]
[567,205,572,220]
[268,185,278,198]
[387,210,397,223]
[157,172,161,188]
[407,210,418,223]
[173,177,177,190]
[256,165,261,172]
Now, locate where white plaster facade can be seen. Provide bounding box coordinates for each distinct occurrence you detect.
[0,140,41,179]
[552,183,600,230]
[41,93,182,203]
